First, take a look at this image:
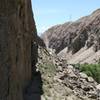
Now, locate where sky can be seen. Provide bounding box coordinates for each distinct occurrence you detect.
[32,0,100,35]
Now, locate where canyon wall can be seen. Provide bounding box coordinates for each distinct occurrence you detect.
[0,0,37,100]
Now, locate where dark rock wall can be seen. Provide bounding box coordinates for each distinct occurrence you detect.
[0,0,37,100]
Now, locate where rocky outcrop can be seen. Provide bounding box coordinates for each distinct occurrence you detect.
[0,0,38,100]
[36,46,100,100]
[42,9,100,63]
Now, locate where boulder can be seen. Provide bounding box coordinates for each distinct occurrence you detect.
[96,84,100,90]
[79,72,88,79]
[87,77,94,83]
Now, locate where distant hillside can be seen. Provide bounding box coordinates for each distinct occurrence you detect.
[42,9,100,64]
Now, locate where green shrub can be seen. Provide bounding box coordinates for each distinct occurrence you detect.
[78,64,100,83]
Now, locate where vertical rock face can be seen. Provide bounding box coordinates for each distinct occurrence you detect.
[0,0,37,100]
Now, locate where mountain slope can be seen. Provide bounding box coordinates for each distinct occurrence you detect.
[42,9,100,63]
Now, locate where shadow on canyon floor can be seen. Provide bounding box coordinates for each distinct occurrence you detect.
[23,71,43,100]
[23,39,44,100]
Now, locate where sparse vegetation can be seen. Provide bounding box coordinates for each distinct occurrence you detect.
[37,47,57,98]
[38,61,56,77]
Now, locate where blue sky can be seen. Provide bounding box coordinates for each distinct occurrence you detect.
[32,0,100,35]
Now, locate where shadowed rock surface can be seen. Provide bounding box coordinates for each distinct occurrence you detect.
[0,0,43,100]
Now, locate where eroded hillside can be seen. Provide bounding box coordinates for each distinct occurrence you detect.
[42,9,100,64]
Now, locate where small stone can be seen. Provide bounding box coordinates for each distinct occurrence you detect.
[67,68,73,74]
[88,91,97,99]
[54,76,63,83]
[96,84,100,90]
[41,96,46,100]
[57,79,63,83]
[57,66,63,71]
[67,65,74,69]
[69,71,77,78]
[87,77,94,82]
[79,72,88,79]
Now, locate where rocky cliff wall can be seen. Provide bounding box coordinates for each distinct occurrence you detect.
[0,0,37,100]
